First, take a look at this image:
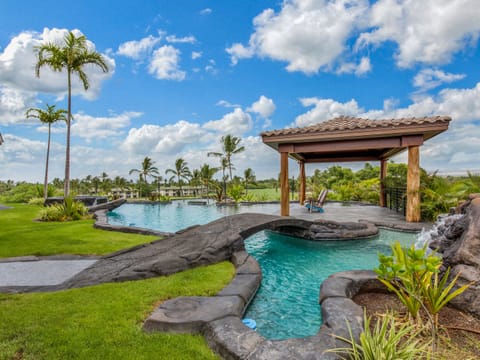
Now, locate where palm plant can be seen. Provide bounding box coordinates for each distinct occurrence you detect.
[243,168,256,195]
[35,30,109,197]
[207,134,245,181]
[25,104,67,201]
[165,158,191,196]
[129,157,159,198]
[100,172,111,194]
[200,164,218,198]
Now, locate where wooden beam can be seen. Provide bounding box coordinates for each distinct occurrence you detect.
[281,137,403,154]
[299,161,306,205]
[406,145,421,222]
[305,155,380,163]
[379,159,387,207]
[280,152,290,216]
[401,135,424,146]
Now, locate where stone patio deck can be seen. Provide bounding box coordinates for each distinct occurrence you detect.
[289,201,431,232]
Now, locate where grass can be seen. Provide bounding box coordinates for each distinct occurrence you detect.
[247,188,281,201]
[0,204,157,258]
[0,261,235,360]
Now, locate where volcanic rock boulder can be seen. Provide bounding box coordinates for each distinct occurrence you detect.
[429,194,480,317]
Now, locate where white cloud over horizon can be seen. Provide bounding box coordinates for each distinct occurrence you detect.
[227,0,480,74]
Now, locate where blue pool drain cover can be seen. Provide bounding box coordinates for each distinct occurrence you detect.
[242,318,257,330]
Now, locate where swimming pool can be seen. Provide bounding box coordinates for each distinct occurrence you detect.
[244,229,418,340]
[107,201,280,233]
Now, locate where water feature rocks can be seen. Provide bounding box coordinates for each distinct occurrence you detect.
[429,195,480,317]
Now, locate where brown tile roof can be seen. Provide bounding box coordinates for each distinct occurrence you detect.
[261,115,452,137]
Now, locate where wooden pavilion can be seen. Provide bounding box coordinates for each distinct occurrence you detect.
[261,116,451,222]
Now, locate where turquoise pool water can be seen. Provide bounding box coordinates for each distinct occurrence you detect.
[244,229,418,340]
[107,201,280,233]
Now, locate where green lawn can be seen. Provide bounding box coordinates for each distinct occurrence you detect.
[0,262,235,360]
[0,204,157,258]
[247,188,281,201]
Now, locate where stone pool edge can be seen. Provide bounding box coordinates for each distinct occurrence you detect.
[143,249,387,360]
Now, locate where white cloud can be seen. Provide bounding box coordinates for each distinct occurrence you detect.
[117,34,162,60]
[216,100,241,108]
[0,28,114,100]
[226,0,369,73]
[226,43,255,66]
[295,97,364,127]
[413,68,466,92]
[337,56,372,76]
[0,86,38,125]
[205,59,217,74]
[148,45,186,80]
[203,108,253,135]
[124,120,208,155]
[71,111,142,141]
[200,8,212,15]
[356,0,480,68]
[166,35,196,44]
[191,51,202,59]
[247,95,276,118]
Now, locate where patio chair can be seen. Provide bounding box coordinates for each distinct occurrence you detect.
[304,189,328,213]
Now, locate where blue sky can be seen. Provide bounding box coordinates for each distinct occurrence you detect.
[1,0,480,182]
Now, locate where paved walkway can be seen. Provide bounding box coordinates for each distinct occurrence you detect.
[0,259,97,286]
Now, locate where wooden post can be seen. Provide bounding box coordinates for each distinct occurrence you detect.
[379,159,387,207]
[299,161,306,206]
[406,146,420,222]
[280,152,290,216]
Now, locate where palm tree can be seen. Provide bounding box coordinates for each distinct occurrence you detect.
[25,104,67,201]
[35,30,109,197]
[207,134,245,180]
[244,168,256,195]
[166,158,191,196]
[129,157,159,197]
[100,172,111,194]
[200,164,218,198]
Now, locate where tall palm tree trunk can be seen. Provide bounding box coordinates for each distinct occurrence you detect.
[64,70,72,197]
[44,123,52,201]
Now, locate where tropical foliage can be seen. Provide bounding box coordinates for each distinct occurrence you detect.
[39,197,89,221]
[330,312,427,360]
[375,242,472,349]
[208,134,245,181]
[35,30,109,197]
[166,158,191,196]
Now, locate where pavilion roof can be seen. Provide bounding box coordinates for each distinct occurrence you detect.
[261,115,451,162]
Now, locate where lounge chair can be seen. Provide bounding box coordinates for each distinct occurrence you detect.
[304,189,328,213]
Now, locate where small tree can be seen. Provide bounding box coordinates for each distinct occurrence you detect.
[25,104,67,201]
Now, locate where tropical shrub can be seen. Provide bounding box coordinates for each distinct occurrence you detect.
[39,197,89,221]
[329,312,427,360]
[28,197,45,206]
[375,241,472,342]
[227,184,244,202]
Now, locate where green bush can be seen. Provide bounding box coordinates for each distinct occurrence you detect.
[0,183,39,203]
[28,197,45,206]
[227,184,244,202]
[39,197,89,221]
[375,241,472,350]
